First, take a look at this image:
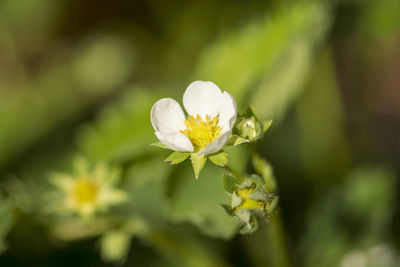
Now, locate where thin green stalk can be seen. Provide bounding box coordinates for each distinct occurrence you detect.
[223,164,245,183]
[246,144,292,267]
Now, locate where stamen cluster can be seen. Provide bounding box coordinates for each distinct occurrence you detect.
[71,177,99,205]
[180,114,221,152]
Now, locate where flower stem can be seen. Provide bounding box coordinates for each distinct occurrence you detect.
[223,164,245,183]
[246,143,292,266]
[248,143,277,193]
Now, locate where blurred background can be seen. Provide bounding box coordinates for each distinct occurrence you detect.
[0,0,399,266]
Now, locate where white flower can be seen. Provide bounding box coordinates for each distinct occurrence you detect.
[151,81,237,154]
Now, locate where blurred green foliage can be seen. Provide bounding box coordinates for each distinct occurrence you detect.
[0,0,399,266]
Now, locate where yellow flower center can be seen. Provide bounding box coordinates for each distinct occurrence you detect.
[235,187,265,211]
[72,178,99,204]
[180,114,222,152]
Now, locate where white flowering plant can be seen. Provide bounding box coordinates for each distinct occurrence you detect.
[150,80,278,233]
[151,81,238,178]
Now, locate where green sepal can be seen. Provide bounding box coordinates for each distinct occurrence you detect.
[222,174,237,193]
[227,134,250,146]
[231,191,243,208]
[248,174,265,187]
[209,151,228,166]
[267,196,279,214]
[235,210,259,235]
[262,120,273,133]
[235,209,252,224]
[190,153,207,179]
[249,187,269,202]
[241,106,259,119]
[150,142,169,149]
[165,152,191,165]
[239,221,259,235]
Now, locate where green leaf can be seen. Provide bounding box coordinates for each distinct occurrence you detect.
[227,135,250,146]
[220,204,234,216]
[167,147,246,239]
[165,152,191,165]
[262,120,273,133]
[190,154,207,179]
[209,151,228,166]
[149,229,230,267]
[118,156,170,221]
[193,2,331,114]
[150,142,169,149]
[77,89,162,162]
[0,40,131,168]
[222,174,237,193]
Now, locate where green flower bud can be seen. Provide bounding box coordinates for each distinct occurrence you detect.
[236,116,264,141]
[234,106,272,142]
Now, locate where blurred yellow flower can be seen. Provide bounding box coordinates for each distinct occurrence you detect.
[50,157,127,217]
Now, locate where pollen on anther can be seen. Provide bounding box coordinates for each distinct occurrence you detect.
[180,113,222,152]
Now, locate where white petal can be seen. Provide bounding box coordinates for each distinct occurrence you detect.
[218,91,237,131]
[78,204,96,217]
[50,173,75,191]
[151,98,186,134]
[98,187,127,205]
[155,131,194,152]
[197,131,231,155]
[183,81,223,119]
